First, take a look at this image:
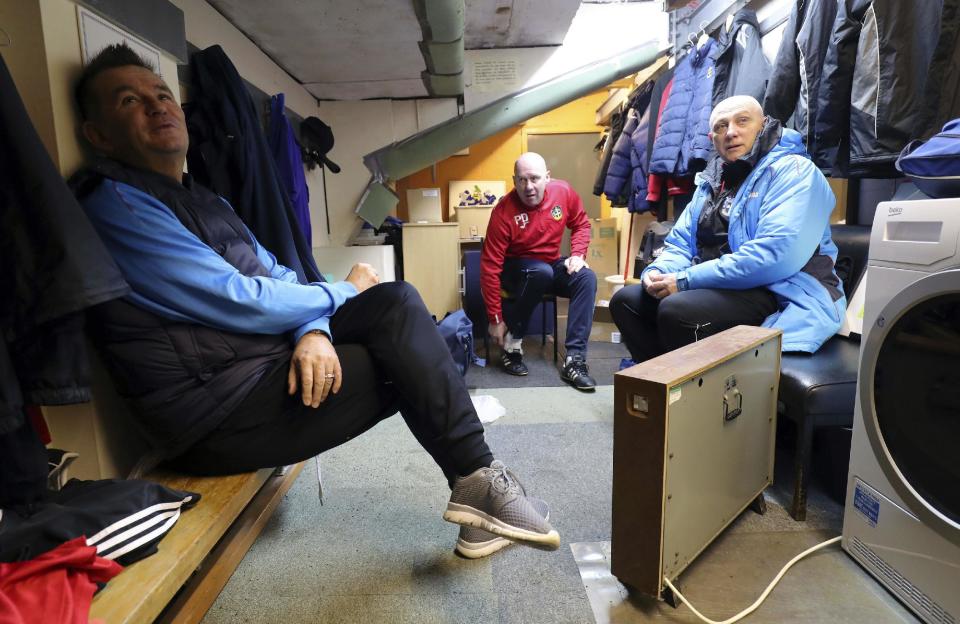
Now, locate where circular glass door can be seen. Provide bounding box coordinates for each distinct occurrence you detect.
[861,269,960,539]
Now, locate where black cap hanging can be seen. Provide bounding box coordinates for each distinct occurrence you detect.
[300,117,341,173]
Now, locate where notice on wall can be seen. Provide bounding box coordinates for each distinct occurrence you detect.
[472,59,519,92]
[77,6,161,75]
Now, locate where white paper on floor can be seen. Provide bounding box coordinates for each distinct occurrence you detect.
[471,394,506,424]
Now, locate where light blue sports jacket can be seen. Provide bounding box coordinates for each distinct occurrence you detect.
[643,128,845,352]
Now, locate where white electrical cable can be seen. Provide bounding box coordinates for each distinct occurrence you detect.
[662,535,842,624]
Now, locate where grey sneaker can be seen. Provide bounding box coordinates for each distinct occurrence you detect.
[444,461,560,550]
[456,497,550,559]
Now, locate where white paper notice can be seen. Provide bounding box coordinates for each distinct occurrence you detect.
[472,59,519,92]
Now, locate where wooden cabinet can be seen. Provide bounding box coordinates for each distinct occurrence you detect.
[402,223,461,317]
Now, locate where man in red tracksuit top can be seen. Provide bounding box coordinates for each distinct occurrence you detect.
[480,152,597,391]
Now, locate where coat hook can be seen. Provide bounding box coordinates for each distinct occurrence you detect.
[0,28,11,47]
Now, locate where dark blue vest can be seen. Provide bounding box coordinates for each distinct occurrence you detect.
[73,160,291,458]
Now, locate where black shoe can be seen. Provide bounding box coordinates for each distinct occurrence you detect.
[501,350,528,376]
[561,354,596,391]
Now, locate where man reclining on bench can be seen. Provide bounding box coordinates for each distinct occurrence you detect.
[70,44,558,559]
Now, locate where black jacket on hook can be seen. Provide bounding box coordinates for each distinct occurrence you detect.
[186,45,323,284]
[762,0,838,155]
[711,9,771,105]
[814,0,952,176]
[0,54,129,506]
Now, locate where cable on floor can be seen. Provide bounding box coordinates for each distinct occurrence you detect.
[662,535,842,624]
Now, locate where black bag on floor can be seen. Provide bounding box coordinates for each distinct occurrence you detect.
[634,220,675,279]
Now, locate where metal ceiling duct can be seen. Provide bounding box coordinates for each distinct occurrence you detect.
[416,0,465,96]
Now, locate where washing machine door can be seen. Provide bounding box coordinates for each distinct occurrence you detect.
[859,268,960,545]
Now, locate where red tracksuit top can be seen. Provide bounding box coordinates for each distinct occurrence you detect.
[480,179,591,323]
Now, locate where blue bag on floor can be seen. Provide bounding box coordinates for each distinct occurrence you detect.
[437,310,476,376]
[895,119,960,198]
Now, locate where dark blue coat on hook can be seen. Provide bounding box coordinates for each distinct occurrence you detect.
[649,37,717,177]
[186,45,322,284]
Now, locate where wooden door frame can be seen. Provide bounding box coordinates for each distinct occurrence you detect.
[522,127,611,219]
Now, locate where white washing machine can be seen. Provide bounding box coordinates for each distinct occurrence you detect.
[843,198,960,624]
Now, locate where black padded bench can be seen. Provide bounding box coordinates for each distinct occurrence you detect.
[777,224,871,520]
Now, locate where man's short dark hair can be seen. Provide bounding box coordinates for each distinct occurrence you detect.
[75,43,155,121]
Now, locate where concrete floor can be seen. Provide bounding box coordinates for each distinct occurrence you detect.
[201,346,922,624]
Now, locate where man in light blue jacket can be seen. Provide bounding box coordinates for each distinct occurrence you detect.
[611,96,845,361]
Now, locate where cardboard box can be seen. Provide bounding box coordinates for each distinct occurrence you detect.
[589,216,619,303]
[455,206,494,239]
[406,188,442,223]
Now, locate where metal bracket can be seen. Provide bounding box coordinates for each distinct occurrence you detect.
[723,374,742,422]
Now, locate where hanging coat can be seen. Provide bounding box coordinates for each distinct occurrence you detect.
[649,38,718,177]
[762,0,838,155]
[0,54,129,506]
[603,84,655,214]
[814,0,952,176]
[711,9,771,104]
[594,103,629,197]
[186,45,322,284]
[603,107,640,204]
[627,105,654,214]
[268,93,312,247]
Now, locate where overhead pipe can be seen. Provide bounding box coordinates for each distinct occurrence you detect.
[364,40,663,182]
[415,0,465,97]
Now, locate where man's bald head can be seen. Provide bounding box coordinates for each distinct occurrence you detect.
[513,152,550,207]
[709,96,766,163]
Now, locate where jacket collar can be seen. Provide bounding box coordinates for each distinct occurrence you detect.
[702,117,783,192]
[712,9,761,58]
[686,37,716,66]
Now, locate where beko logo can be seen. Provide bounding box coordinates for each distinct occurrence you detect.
[888,206,903,216]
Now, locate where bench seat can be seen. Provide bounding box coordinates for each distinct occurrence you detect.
[90,463,303,624]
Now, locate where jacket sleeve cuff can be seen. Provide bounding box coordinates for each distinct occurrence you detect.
[322,280,359,307]
[292,281,359,343]
[683,263,711,290]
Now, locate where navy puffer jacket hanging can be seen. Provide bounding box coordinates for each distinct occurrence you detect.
[604,83,655,213]
[603,107,640,204]
[649,38,718,177]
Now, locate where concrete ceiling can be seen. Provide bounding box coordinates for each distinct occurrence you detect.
[205,0,581,101]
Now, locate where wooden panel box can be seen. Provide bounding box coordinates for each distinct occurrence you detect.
[611,326,782,599]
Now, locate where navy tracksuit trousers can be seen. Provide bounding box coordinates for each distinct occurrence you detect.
[499,257,597,356]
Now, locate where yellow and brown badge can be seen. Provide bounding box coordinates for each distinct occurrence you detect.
[551,205,563,221]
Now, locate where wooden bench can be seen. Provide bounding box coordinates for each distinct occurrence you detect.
[89,462,304,623]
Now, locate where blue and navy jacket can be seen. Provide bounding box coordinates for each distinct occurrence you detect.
[649,38,717,177]
[603,102,654,214]
[603,108,639,204]
[643,128,845,352]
